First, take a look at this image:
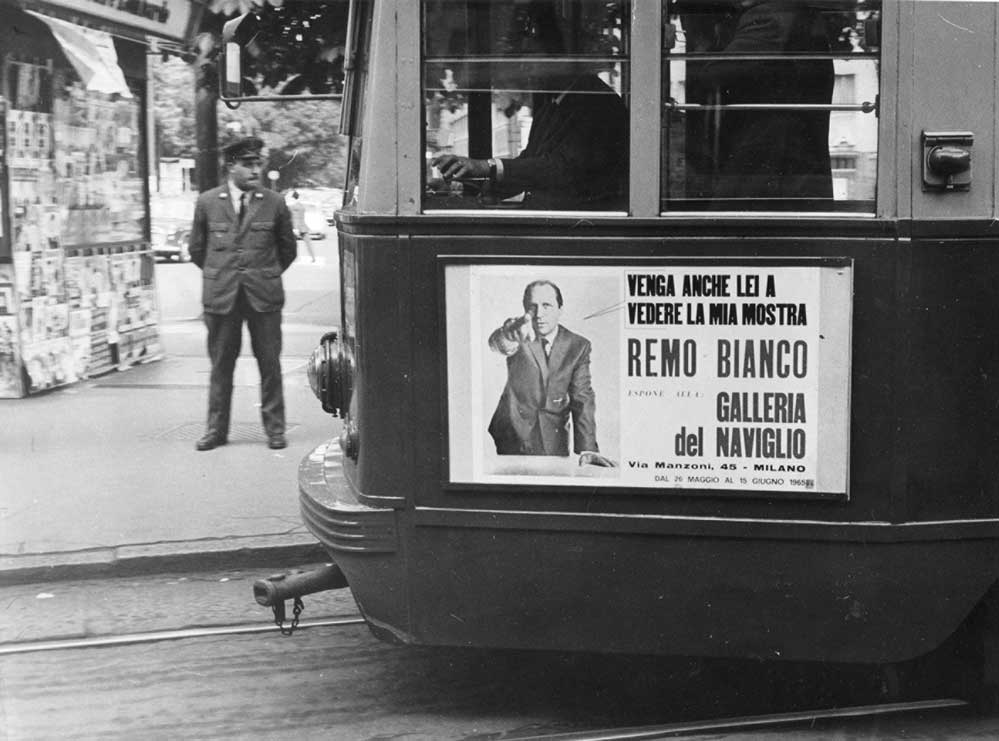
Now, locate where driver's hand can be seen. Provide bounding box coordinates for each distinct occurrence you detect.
[432,155,490,181]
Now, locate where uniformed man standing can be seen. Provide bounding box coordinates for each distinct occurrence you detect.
[188,137,297,451]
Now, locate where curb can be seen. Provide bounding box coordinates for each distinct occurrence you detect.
[0,534,328,585]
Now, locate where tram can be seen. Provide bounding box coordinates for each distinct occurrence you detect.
[227,0,999,701]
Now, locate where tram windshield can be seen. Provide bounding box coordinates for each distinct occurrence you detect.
[423,0,631,212]
[422,0,880,214]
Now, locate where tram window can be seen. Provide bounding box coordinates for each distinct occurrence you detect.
[422,0,630,212]
[663,0,881,213]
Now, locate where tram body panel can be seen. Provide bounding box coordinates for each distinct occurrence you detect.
[408,228,887,523]
[402,522,997,662]
[907,1,998,223]
[305,222,999,663]
[245,0,999,674]
[340,233,413,505]
[898,238,999,520]
[306,435,999,663]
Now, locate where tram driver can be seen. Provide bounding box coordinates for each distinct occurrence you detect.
[431,1,628,211]
[487,279,607,462]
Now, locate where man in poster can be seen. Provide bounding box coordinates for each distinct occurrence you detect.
[487,280,599,457]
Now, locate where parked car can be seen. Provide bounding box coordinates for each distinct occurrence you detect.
[151,224,191,262]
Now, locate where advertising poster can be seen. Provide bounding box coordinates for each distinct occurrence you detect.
[0,265,22,397]
[446,260,852,498]
[83,255,112,308]
[68,307,92,378]
[0,282,13,315]
[64,254,85,306]
[0,315,22,398]
[87,306,114,376]
[117,325,161,367]
[41,248,65,298]
[30,296,45,339]
[12,251,31,290]
[54,84,144,246]
[22,337,75,392]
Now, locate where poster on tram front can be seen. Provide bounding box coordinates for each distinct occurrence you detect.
[445,259,852,499]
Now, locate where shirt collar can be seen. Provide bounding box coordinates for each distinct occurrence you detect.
[540,326,559,345]
[227,178,249,204]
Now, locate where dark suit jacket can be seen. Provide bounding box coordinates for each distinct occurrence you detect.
[188,185,297,314]
[499,74,628,211]
[687,1,834,201]
[488,325,598,456]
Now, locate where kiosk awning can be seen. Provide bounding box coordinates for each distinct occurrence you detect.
[27,10,133,97]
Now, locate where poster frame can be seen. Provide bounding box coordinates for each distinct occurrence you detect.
[439,254,853,503]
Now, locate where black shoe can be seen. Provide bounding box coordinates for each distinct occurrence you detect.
[196,432,227,451]
[267,434,287,450]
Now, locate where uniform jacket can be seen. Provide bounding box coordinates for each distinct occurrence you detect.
[189,185,297,313]
[488,325,598,456]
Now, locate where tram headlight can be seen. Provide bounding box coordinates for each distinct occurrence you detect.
[306,331,351,417]
[305,342,325,401]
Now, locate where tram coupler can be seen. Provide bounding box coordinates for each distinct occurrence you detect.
[253,563,349,607]
[254,564,349,636]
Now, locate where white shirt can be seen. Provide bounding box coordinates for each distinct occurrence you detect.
[540,326,558,355]
[227,179,248,212]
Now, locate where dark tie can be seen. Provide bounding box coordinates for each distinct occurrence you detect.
[237,193,246,224]
[541,338,550,362]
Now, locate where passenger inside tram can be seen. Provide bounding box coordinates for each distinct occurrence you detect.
[429,0,629,211]
[679,0,835,205]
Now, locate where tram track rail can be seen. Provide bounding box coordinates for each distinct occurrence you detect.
[0,615,367,656]
[0,613,973,738]
[0,620,974,739]
[517,698,970,740]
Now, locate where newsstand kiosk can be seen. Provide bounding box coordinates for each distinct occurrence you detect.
[0,0,202,397]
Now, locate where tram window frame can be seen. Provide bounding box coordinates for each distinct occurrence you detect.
[341,0,374,209]
[421,0,632,214]
[218,0,351,104]
[661,0,882,215]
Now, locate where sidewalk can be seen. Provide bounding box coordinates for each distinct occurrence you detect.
[0,319,341,584]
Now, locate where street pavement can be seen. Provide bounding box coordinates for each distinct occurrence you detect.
[0,254,342,585]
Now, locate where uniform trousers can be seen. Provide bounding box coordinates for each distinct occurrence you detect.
[203,288,285,439]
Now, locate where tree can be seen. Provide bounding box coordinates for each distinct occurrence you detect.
[225,1,349,96]
[153,57,197,159]
[218,98,347,191]
[191,0,291,189]
[162,0,349,191]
